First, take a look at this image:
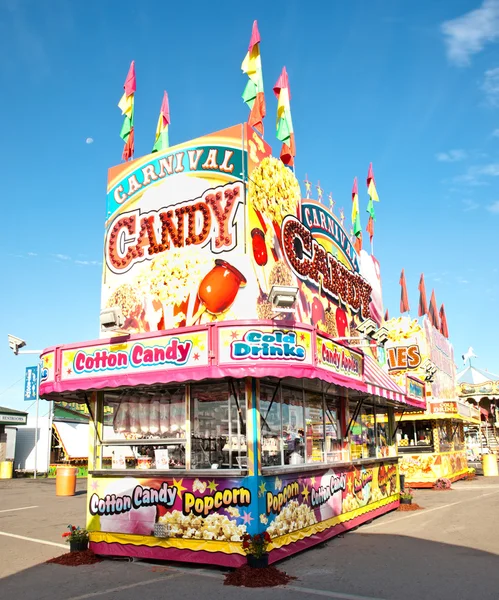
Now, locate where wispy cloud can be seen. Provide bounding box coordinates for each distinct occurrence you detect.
[483,67,499,105]
[74,260,101,266]
[436,149,467,162]
[441,0,499,66]
[52,253,71,261]
[451,162,499,185]
[487,200,499,212]
[462,198,479,211]
[457,277,469,284]
[26,251,37,256]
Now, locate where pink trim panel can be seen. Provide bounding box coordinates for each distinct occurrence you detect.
[90,541,246,568]
[39,320,424,408]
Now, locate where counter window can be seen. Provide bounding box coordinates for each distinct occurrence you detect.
[375,407,390,457]
[190,382,246,470]
[99,386,187,470]
[437,422,452,451]
[349,402,371,459]
[453,423,465,451]
[324,396,342,462]
[282,387,305,465]
[305,391,324,463]
[261,383,283,467]
[397,419,434,452]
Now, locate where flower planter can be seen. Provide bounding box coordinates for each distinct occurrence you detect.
[69,540,89,552]
[400,498,412,505]
[247,553,269,569]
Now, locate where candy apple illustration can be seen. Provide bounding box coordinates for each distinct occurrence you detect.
[335,306,349,337]
[311,297,325,325]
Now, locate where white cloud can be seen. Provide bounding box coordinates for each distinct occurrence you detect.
[462,198,479,211]
[436,149,467,162]
[26,252,37,256]
[457,277,469,284]
[52,253,71,261]
[85,137,94,144]
[74,260,101,266]
[492,128,499,136]
[487,200,499,212]
[483,67,499,105]
[452,162,499,185]
[441,0,499,66]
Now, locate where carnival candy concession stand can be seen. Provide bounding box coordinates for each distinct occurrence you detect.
[38,122,425,566]
[384,316,477,487]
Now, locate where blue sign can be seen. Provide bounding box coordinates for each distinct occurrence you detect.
[24,366,38,401]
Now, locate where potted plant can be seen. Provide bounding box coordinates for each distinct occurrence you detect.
[242,532,271,568]
[434,477,452,490]
[62,524,89,552]
[465,468,476,481]
[399,488,413,505]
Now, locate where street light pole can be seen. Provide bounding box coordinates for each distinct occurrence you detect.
[7,335,42,478]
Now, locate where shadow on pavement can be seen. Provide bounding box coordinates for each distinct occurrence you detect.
[0,533,498,600]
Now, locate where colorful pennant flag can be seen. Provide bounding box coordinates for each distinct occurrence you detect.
[366,162,379,243]
[351,177,362,252]
[399,269,410,313]
[152,91,170,153]
[241,20,266,135]
[273,66,296,166]
[428,290,440,330]
[384,309,390,321]
[439,304,449,338]
[118,61,136,162]
[418,273,428,317]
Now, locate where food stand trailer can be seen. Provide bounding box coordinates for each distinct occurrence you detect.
[39,123,425,566]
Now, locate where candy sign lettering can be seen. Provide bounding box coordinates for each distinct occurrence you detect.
[106,182,243,274]
[73,339,192,374]
[230,330,306,361]
[317,336,363,380]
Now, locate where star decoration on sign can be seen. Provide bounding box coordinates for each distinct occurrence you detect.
[328,193,335,212]
[346,477,354,495]
[310,476,316,486]
[299,333,306,342]
[242,511,254,525]
[67,368,72,375]
[304,174,312,198]
[193,353,200,361]
[230,330,239,340]
[90,479,99,492]
[339,208,345,226]
[258,481,267,497]
[207,480,219,493]
[173,478,188,498]
[316,181,323,202]
[301,485,310,503]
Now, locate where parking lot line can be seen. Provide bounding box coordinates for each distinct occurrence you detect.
[361,489,499,530]
[285,585,387,600]
[0,530,67,549]
[65,573,184,600]
[0,505,38,513]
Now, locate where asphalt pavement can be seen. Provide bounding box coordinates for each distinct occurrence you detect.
[0,476,499,600]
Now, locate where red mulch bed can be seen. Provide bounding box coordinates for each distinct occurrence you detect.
[46,550,102,566]
[397,503,424,511]
[224,565,296,587]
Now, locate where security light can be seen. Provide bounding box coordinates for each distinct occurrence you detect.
[268,285,299,313]
[100,306,125,332]
[8,334,26,355]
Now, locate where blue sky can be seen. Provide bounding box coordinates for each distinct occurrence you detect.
[2,0,499,413]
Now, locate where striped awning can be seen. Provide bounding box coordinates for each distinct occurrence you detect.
[363,354,407,404]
